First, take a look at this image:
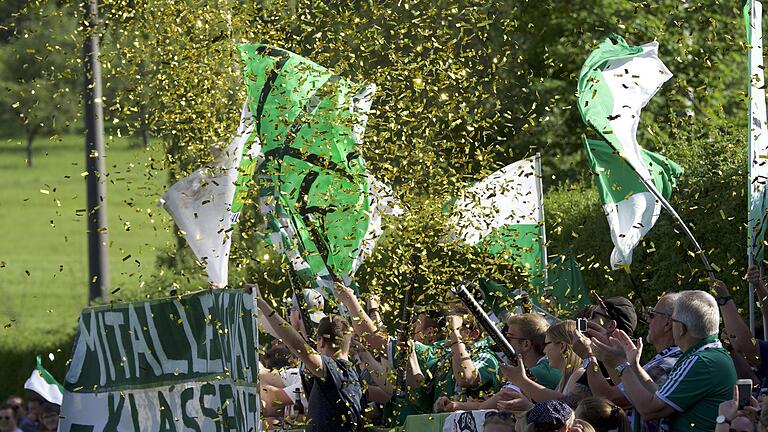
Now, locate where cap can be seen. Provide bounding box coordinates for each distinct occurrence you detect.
[603,296,638,334]
[291,289,326,324]
[526,400,573,429]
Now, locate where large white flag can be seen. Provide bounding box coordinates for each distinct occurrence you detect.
[160,101,261,287]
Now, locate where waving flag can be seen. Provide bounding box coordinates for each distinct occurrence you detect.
[577,34,681,268]
[584,137,682,268]
[161,102,261,287]
[24,355,63,405]
[239,44,378,294]
[451,155,547,284]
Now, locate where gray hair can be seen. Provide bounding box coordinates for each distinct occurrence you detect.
[655,292,680,315]
[672,290,720,339]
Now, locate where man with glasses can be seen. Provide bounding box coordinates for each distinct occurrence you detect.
[505,313,561,390]
[0,404,22,432]
[579,293,682,432]
[614,290,736,431]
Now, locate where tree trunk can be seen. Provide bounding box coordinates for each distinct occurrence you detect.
[25,129,36,168]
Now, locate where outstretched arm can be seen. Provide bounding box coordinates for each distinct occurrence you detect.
[252,284,324,378]
[712,278,760,367]
[333,282,389,355]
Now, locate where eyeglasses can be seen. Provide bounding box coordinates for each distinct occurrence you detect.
[0,416,11,421]
[644,307,671,320]
[543,341,552,346]
[504,333,528,341]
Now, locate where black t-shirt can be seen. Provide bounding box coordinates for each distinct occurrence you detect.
[302,355,364,432]
[576,359,613,387]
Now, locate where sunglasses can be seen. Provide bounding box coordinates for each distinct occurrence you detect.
[644,307,671,320]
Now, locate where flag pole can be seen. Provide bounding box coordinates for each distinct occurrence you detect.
[607,153,716,280]
[535,153,549,287]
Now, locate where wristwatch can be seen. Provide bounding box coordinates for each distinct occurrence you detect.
[716,415,730,425]
[715,295,732,306]
[580,357,595,369]
[615,361,631,377]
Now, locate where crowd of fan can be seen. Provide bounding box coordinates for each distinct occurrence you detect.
[256,265,768,431]
[0,394,59,432]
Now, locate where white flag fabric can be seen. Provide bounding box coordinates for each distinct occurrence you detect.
[24,356,63,405]
[160,101,260,287]
[450,156,545,277]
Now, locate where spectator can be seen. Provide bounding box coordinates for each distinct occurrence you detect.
[0,404,22,432]
[570,419,596,432]
[431,306,501,404]
[714,384,760,432]
[574,397,630,432]
[616,290,736,431]
[18,395,42,432]
[504,320,588,407]
[716,267,768,388]
[523,400,575,432]
[580,293,681,431]
[411,305,444,345]
[255,284,365,432]
[37,404,58,432]
[506,313,562,390]
[573,297,638,399]
[2,398,23,428]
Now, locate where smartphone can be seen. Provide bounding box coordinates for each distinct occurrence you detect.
[737,379,753,409]
[577,317,588,334]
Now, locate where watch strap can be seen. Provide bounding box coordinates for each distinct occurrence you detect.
[615,361,631,376]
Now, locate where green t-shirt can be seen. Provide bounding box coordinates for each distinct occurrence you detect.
[655,336,736,432]
[383,340,444,426]
[432,338,502,405]
[528,356,562,390]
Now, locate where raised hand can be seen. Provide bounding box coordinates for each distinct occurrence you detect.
[611,329,642,366]
[496,395,533,413]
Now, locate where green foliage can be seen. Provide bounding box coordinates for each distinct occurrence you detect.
[0,2,80,165]
[547,117,752,311]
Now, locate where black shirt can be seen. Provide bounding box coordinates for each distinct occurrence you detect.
[302,355,364,432]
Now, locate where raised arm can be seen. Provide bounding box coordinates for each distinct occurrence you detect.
[447,313,481,389]
[252,284,324,378]
[333,282,389,355]
[712,278,759,367]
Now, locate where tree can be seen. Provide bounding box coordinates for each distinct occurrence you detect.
[0,2,79,167]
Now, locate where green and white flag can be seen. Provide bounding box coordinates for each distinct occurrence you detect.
[451,155,546,282]
[24,355,63,405]
[59,290,259,431]
[584,137,683,268]
[578,34,680,268]
[161,102,261,288]
[239,44,381,294]
[746,0,768,263]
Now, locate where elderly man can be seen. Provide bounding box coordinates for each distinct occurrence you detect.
[579,293,682,432]
[614,289,736,431]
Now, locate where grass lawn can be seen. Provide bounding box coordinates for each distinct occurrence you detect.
[0,134,173,394]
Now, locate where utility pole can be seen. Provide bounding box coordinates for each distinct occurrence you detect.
[83,0,109,303]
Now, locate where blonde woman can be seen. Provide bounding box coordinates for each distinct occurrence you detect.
[501,320,590,408]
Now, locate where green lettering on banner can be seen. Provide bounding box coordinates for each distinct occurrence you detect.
[180,387,203,432]
[218,384,237,432]
[103,393,124,432]
[199,382,222,432]
[157,391,178,432]
[59,290,259,431]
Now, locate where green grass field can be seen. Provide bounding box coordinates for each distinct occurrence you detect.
[0,134,173,395]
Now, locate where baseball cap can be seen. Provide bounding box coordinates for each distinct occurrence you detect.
[597,296,638,335]
[291,289,326,324]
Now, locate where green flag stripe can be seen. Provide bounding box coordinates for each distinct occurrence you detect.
[584,137,683,204]
[254,47,290,136]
